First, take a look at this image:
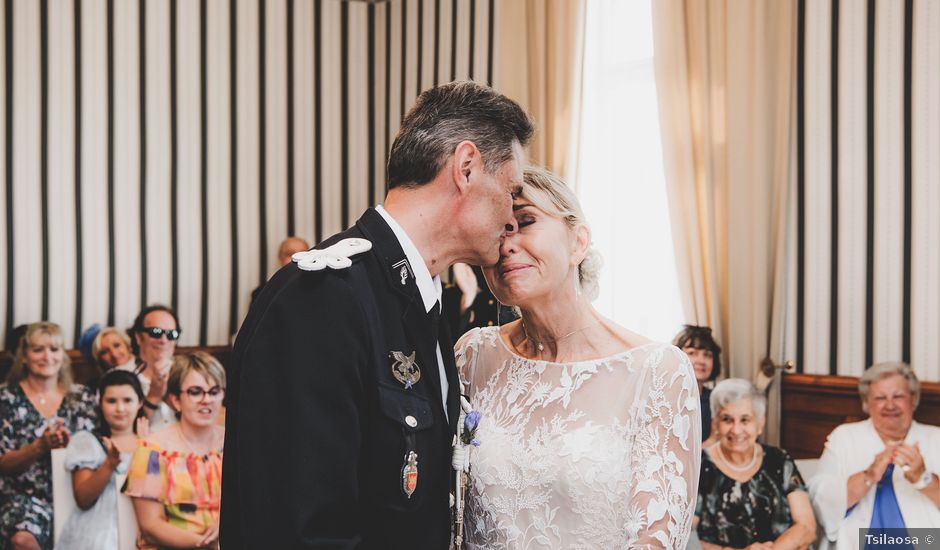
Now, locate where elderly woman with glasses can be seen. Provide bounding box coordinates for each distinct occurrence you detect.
[809,362,940,549]
[695,379,817,550]
[121,304,182,432]
[123,352,225,550]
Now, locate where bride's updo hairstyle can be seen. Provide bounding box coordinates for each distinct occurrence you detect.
[520,166,603,301]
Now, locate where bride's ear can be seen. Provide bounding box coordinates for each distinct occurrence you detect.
[570,224,591,265]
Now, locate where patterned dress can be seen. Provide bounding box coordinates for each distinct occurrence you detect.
[695,444,808,547]
[0,383,97,550]
[455,327,701,549]
[121,439,223,549]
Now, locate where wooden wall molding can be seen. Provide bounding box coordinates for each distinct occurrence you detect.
[781,373,940,459]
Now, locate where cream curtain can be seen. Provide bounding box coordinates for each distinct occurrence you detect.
[652,0,797,444]
[495,0,586,180]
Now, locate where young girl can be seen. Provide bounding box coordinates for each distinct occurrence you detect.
[56,369,149,549]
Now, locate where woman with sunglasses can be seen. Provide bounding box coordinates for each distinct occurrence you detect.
[123,352,225,550]
[121,305,182,432]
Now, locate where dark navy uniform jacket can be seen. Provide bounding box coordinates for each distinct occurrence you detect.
[220,208,459,549]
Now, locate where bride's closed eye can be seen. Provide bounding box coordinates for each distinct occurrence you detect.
[516,215,536,228]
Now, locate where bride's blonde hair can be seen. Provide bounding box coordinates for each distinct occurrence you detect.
[520,166,602,301]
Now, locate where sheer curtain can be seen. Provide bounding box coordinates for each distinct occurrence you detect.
[575,0,685,343]
[651,0,797,444]
[496,0,586,179]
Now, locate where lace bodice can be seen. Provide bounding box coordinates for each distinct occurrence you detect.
[455,327,701,549]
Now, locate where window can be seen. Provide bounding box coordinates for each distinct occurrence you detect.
[576,0,684,342]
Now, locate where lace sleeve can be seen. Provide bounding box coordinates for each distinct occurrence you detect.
[626,345,701,549]
[455,327,483,390]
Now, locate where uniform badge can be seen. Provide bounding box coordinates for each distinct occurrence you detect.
[401,451,419,498]
[390,351,421,389]
[391,259,411,285]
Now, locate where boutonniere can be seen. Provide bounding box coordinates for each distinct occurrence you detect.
[453,395,480,550]
[453,396,481,472]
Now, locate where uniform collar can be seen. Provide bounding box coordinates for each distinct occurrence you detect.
[375,205,442,314]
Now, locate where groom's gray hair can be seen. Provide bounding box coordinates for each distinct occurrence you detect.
[386,81,534,189]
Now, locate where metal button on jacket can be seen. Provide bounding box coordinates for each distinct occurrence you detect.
[405,415,418,428]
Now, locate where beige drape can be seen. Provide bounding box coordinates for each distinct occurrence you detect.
[496,0,586,180]
[652,0,797,444]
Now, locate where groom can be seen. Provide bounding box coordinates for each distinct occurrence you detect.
[220,81,533,549]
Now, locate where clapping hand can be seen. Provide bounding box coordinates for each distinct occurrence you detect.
[867,443,898,482]
[102,436,122,470]
[147,357,172,400]
[135,416,150,438]
[38,419,69,452]
[895,442,926,482]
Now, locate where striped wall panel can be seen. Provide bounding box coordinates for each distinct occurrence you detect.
[0,0,498,348]
[797,0,940,382]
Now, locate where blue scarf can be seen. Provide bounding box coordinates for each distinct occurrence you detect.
[864,464,912,549]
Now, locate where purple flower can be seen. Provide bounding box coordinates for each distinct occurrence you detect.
[464,410,482,431]
[471,438,481,447]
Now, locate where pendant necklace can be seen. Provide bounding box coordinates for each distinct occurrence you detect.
[521,318,600,354]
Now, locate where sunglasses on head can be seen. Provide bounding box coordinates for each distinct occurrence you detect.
[142,327,181,341]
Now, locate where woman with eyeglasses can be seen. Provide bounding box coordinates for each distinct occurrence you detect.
[809,362,940,549]
[123,351,225,550]
[121,305,182,432]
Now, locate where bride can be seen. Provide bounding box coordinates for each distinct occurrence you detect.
[455,166,701,549]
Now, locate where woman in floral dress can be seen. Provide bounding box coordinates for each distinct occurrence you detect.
[0,322,97,550]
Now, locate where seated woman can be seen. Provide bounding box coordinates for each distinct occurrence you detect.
[809,362,940,549]
[123,352,224,550]
[0,322,97,550]
[674,324,722,443]
[696,378,816,550]
[57,370,148,550]
[92,327,136,372]
[122,305,182,432]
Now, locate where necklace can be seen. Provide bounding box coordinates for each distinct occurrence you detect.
[715,443,761,472]
[23,380,56,407]
[521,318,600,353]
[176,424,214,455]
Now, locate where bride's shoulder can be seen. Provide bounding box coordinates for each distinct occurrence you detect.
[606,325,691,371]
[455,325,505,356]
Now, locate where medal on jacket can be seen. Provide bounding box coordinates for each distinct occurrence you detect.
[401,451,419,498]
[390,351,421,389]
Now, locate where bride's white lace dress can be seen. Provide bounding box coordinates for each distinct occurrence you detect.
[455,327,701,549]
